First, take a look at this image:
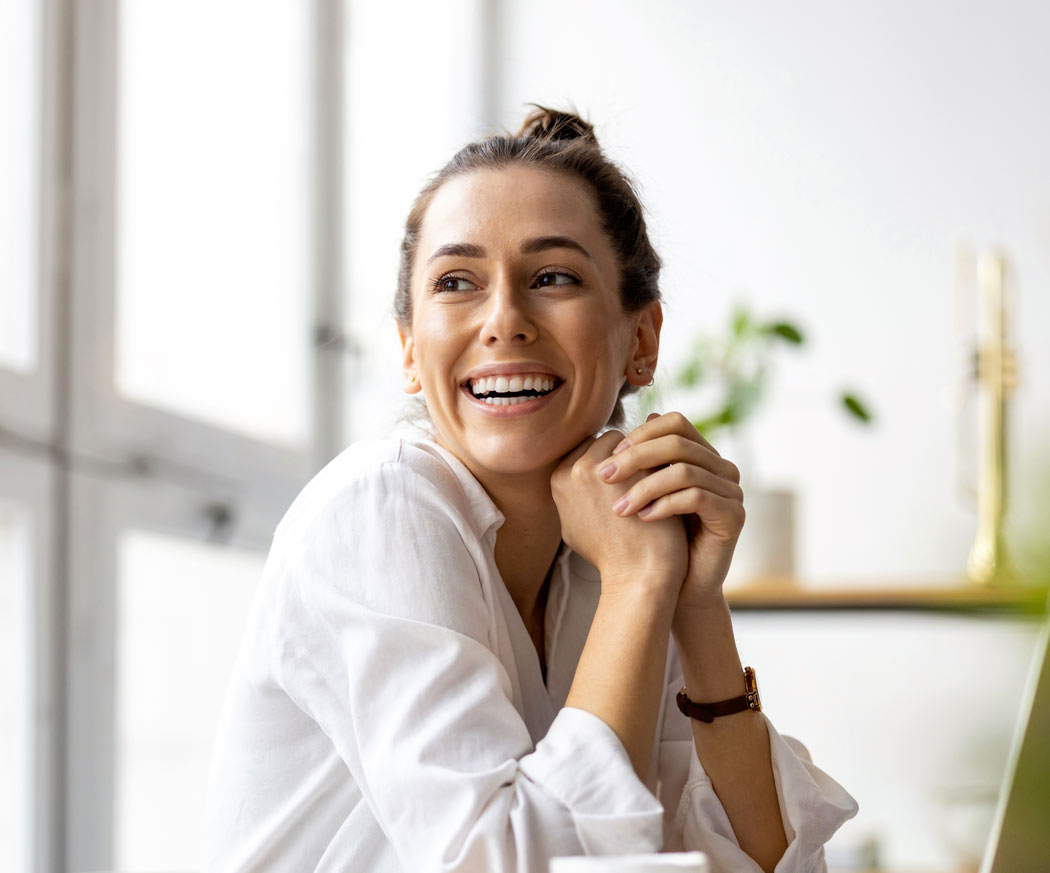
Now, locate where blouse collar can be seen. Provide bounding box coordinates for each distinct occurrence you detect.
[411,435,506,541]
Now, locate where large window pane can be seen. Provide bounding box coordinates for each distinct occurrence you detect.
[0,0,39,373]
[114,529,263,870]
[0,503,31,873]
[115,0,312,446]
[342,0,485,442]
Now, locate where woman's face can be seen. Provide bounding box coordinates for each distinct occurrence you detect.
[400,164,660,482]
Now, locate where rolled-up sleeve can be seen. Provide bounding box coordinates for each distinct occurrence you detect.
[269,455,664,871]
[659,654,858,872]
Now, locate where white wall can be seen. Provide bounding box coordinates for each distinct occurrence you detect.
[731,611,1043,870]
[494,0,1050,583]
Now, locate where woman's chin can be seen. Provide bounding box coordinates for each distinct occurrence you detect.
[432,414,610,481]
[449,437,564,479]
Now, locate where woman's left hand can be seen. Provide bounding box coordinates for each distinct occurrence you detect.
[598,411,745,610]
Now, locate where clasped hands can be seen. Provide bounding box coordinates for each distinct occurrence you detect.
[551,411,745,612]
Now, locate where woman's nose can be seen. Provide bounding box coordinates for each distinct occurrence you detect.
[480,282,538,346]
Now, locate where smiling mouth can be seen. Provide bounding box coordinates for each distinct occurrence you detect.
[464,374,563,406]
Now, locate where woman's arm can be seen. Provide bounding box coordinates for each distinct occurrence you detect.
[671,597,787,873]
[551,430,688,781]
[564,578,679,778]
[596,413,788,872]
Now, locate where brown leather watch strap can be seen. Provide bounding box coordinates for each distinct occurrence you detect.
[675,666,762,723]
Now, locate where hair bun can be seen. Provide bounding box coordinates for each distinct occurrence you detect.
[516,103,599,146]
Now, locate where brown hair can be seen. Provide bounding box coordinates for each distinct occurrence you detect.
[395,104,662,426]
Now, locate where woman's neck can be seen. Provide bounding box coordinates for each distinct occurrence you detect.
[480,469,565,633]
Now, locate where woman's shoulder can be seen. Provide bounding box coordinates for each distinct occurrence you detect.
[274,436,484,543]
[262,436,499,638]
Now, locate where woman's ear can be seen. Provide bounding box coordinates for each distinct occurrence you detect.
[397,324,422,395]
[625,301,663,386]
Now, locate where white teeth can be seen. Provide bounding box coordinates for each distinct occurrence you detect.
[470,371,558,399]
[469,373,558,397]
[481,395,531,406]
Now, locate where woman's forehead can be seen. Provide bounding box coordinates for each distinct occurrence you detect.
[420,166,605,248]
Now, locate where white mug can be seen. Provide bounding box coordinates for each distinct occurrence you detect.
[549,851,709,873]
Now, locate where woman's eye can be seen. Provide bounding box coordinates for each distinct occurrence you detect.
[534,271,579,288]
[431,275,476,293]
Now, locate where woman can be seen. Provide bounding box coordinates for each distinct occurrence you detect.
[203,106,857,873]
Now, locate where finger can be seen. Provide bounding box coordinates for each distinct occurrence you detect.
[635,488,746,539]
[586,429,626,462]
[612,463,744,516]
[616,411,722,458]
[562,430,624,478]
[557,435,596,467]
[600,434,739,485]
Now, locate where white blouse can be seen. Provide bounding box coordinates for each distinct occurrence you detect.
[203,437,857,873]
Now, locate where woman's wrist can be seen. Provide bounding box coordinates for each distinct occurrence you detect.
[671,593,750,706]
[672,588,730,632]
[597,564,683,609]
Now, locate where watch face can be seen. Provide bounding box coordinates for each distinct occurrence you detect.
[744,666,762,712]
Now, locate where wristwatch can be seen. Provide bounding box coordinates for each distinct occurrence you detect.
[675,666,762,723]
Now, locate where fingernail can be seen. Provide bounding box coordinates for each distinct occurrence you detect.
[612,496,629,514]
[613,439,631,455]
[638,505,653,518]
[598,462,616,480]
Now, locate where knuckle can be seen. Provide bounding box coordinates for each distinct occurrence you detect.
[673,463,693,486]
[724,460,741,483]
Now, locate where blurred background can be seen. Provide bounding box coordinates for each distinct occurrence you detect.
[1,1,1048,871]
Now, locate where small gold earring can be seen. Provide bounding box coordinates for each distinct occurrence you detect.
[635,368,644,375]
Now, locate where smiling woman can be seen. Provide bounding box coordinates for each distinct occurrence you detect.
[202,105,858,873]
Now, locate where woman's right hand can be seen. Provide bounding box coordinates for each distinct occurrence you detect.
[551,431,689,595]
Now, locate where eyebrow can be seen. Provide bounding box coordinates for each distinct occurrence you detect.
[425,235,594,268]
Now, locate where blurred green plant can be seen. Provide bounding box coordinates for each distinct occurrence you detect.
[648,303,874,439]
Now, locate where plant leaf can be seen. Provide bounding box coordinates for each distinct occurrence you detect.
[767,321,804,344]
[841,392,873,423]
[692,407,736,438]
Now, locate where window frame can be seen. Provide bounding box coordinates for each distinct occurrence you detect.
[65,469,282,868]
[67,0,342,508]
[0,0,58,444]
[0,449,57,873]
[0,0,347,868]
